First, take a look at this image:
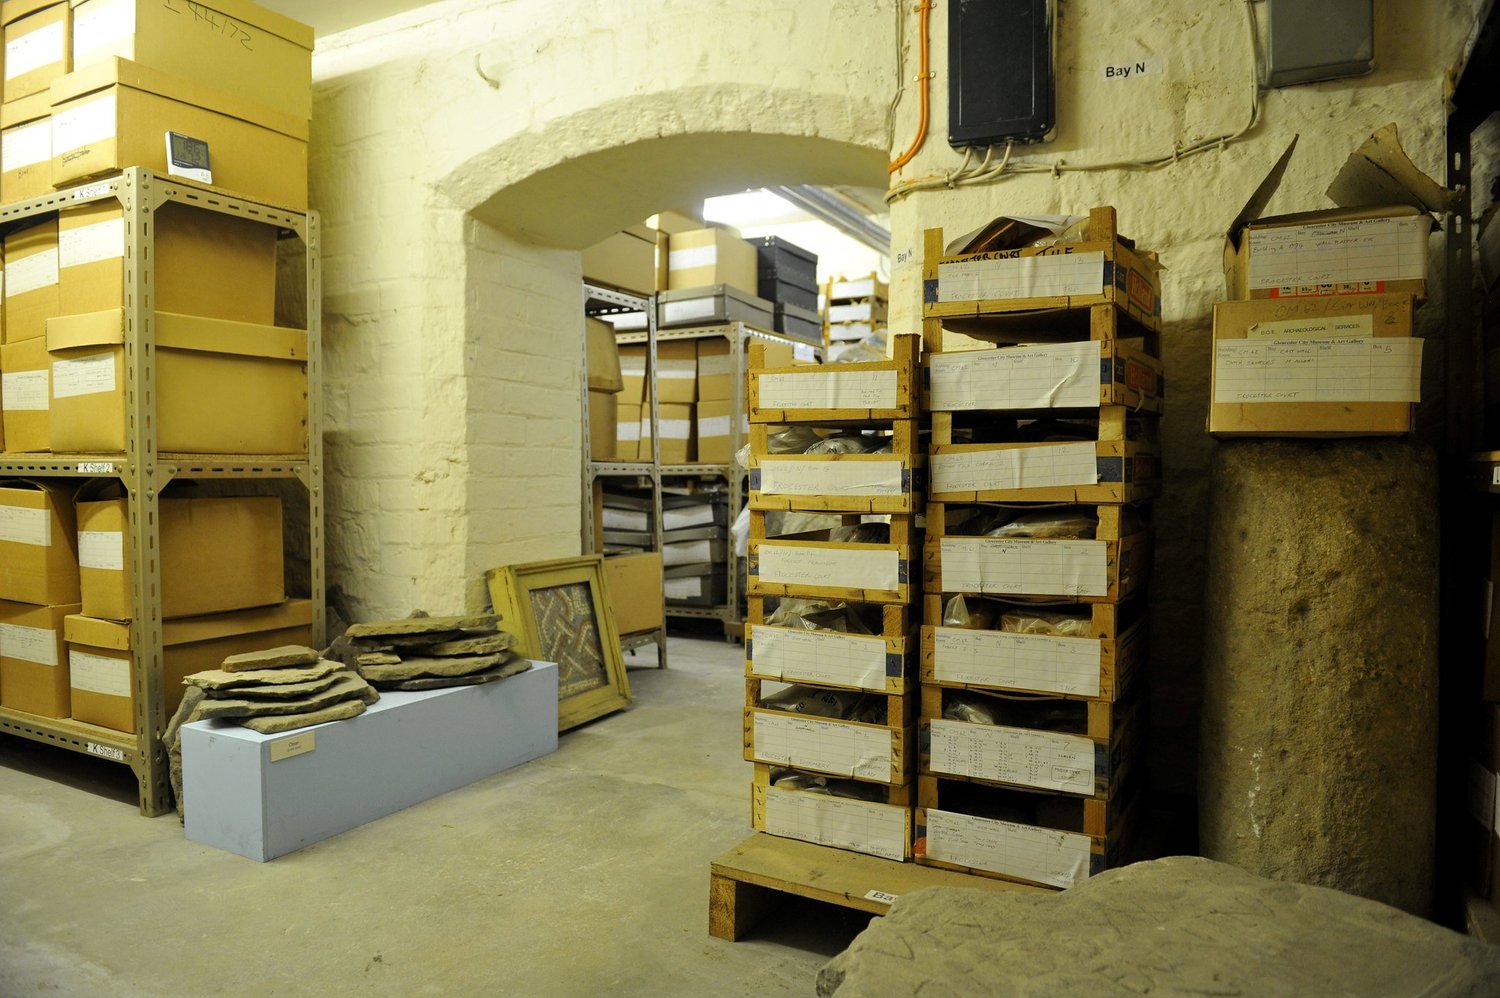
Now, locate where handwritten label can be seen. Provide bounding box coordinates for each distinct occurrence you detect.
[1247,215,1428,289]
[924,808,1092,889]
[938,251,1105,302]
[1248,315,1373,340]
[1213,338,1422,404]
[751,711,893,781]
[763,788,907,863]
[0,622,59,666]
[70,651,130,697]
[928,719,1095,794]
[757,544,901,592]
[1,370,48,411]
[759,369,899,411]
[932,442,1099,494]
[932,626,1102,698]
[59,216,125,268]
[52,93,118,157]
[5,21,64,80]
[759,459,904,497]
[72,0,137,63]
[751,625,888,691]
[2,119,51,173]
[4,249,59,298]
[78,530,125,571]
[928,342,1100,411]
[270,732,317,762]
[165,1,256,51]
[52,353,117,399]
[940,537,1109,598]
[86,741,127,762]
[0,505,50,547]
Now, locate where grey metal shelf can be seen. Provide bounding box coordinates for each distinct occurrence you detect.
[0,168,322,817]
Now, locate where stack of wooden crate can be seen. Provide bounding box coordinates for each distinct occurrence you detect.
[823,273,888,362]
[740,335,923,862]
[913,208,1164,890]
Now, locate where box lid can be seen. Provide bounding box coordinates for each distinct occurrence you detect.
[48,56,310,141]
[48,308,308,361]
[65,598,313,650]
[2,0,62,27]
[656,284,772,307]
[0,90,52,129]
[0,478,79,509]
[67,0,314,50]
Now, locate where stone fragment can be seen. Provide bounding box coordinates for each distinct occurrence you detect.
[198,673,366,711]
[240,698,368,734]
[356,652,403,666]
[420,632,517,657]
[344,614,498,639]
[184,659,343,690]
[358,652,511,682]
[379,631,467,648]
[378,658,532,691]
[219,645,322,672]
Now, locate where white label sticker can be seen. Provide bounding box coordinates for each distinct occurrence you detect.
[759,459,905,498]
[929,342,1101,411]
[751,711,894,781]
[697,354,732,377]
[52,92,119,156]
[0,622,59,666]
[657,359,696,381]
[1247,215,1429,290]
[1,370,49,411]
[59,216,125,268]
[828,301,883,323]
[78,530,125,570]
[698,415,731,438]
[751,625,888,691]
[5,21,65,80]
[618,357,646,377]
[940,537,1109,598]
[52,353,118,399]
[924,808,1092,889]
[1214,338,1422,404]
[69,650,131,697]
[933,625,1103,698]
[662,576,704,599]
[757,544,901,593]
[662,538,711,567]
[831,277,880,298]
[938,250,1106,303]
[933,442,1099,494]
[1102,59,1161,79]
[4,248,59,298]
[616,422,641,444]
[763,788,907,863]
[0,505,51,547]
[864,889,900,904]
[928,719,1095,794]
[86,741,126,761]
[1248,315,1374,340]
[658,418,691,441]
[72,0,137,63]
[2,119,51,173]
[759,369,899,411]
[668,245,717,271]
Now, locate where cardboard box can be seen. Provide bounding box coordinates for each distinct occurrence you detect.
[641,402,693,463]
[48,57,308,209]
[58,200,277,322]
[0,478,79,603]
[1469,704,1500,897]
[616,402,641,460]
[2,215,58,344]
[0,334,50,450]
[76,492,283,620]
[2,0,70,103]
[667,227,758,295]
[618,344,646,404]
[586,317,622,392]
[0,598,79,717]
[47,308,308,453]
[582,225,655,296]
[696,399,734,464]
[1208,294,1418,437]
[697,336,732,402]
[70,0,313,120]
[657,339,697,403]
[587,388,616,461]
[0,88,51,202]
[65,598,313,731]
[603,551,664,635]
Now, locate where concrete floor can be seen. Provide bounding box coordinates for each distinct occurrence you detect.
[0,634,871,997]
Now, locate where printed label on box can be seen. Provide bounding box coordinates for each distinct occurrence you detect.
[940,537,1109,598]
[759,459,904,497]
[71,0,137,62]
[928,342,1100,411]
[752,625,888,690]
[0,505,51,547]
[668,245,717,271]
[938,250,1106,302]
[932,442,1099,493]
[759,370,899,411]
[69,650,130,697]
[2,119,51,172]
[0,622,59,666]
[751,711,893,781]
[617,422,641,443]
[78,529,125,570]
[4,248,58,297]
[764,787,906,862]
[925,808,1092,889]
[59,217,125,268]
[1247,216,1428,290]
[928,719,1095,794]
[658,418,691,441]
[698,415,731,438]
[1,370,48,411]
[932,626,1102,698]
[1214,338,1422,404]
[757,545,900,592]
[5,21,65,80]
[52,93,119,156]
[1247,315,1373,340]
[52,353,117,399]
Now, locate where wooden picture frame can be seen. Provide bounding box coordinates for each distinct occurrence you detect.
[486,554,632,731]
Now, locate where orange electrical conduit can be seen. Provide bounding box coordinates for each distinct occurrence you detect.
[888,0,933,174]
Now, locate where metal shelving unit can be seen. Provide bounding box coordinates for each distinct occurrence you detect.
[0,168,322,816]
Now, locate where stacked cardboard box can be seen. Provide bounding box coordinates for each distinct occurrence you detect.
[586,318,624,460]
[914,209,1164,890]
[823,273,888,362]
[754,236,821,345]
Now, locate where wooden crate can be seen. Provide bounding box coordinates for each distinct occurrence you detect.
[743,679,916,786]
[750,763,913,862]
[749,334,918,423]
[922,504,1152,606]
[746,598,916,696]
[749,419,925,515]
[749,512,918,605]
[919,599,1147,701]
[924,337,1163,415]
[929,406,1160,505]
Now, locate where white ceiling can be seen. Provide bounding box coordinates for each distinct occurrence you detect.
[256,0,433,38]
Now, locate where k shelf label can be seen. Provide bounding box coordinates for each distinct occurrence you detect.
[1103,60,1161,80]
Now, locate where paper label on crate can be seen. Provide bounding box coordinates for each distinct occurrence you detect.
[759,370,898,411]
[928,342,1100,411]
[4,248,58,297]
[78,530,125,571]
[52,93,118,156]
[928,719,1095,795]
[1213,338,1422,404]
[829,321,874,342]
[937,250,1106,302]
[2,119,51,172]
[759,459,904,497]
[932,442,1099,494]
[69,650,130,698]
[698,354,733,377]
[832,277,878,299]
[763,787,906,862]
[751,711,893,781]
[757,545,900,593]
[752,625,888,690]
[941,537,1109,598]
[933,626,1102,698]
[657,359,696,381]
[828,301,876,323]
[59,217,125,268]
[0,505,50,547]
[52,353,118,399]
[668,245,717,271]
[1247,315,1373,340]
[5,21,64,79]
[698,415,731,438]
[1468,762,1497,831]
[1,370,48,411]
[663,539,711,567]
[71,0,137,62]
[0,622,59,666]
[663,576,704,599]
[1246,215,1429,290]
[924,808,1092,889]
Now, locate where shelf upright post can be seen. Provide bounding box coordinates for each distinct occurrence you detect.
[303,210,325,646]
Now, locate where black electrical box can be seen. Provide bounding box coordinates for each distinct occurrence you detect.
[948,0,1054,147]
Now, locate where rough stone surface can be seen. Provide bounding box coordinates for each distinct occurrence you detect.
[183,661,342,690]
[356,652,402,666]
[193,675,377,719]
[344,615,498,639]
[422,633,517,656]
[379,658,532,691]
[358,652,511,682]
[240,698,369,734]
[219,645,322,672]
[1200,439,1439,915]
[209,673,344,700]
[816,857,1500,997]
[164,685,208,819]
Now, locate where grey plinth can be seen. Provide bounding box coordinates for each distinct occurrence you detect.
[1199,438,1438,915]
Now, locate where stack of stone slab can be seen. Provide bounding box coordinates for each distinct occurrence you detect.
[338,614,530,691]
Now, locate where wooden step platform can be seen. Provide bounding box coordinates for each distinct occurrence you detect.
[709,832,1044,941]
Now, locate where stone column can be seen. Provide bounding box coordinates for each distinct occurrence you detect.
[1199,438,1438,916]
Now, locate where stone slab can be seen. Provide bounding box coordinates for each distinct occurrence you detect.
[182,661,558,861]
[196,674,377,718]
[359,653,509,682]
[343,614,498,639]
[240,699,369,734]
[422,633,517,657]
[185,660,343,690]
[220,645,322,672]
[378,658,531,691]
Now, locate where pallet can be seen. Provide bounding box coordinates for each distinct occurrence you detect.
[924,337,1164,415]
[751,764,913,861]
[744,682,917,786]
[749,512,918,605]
[749,334,919,424]
[929,407,1160,506]
[746,598,917,695]
[709,832,1045,941]
[749,420,926,515]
